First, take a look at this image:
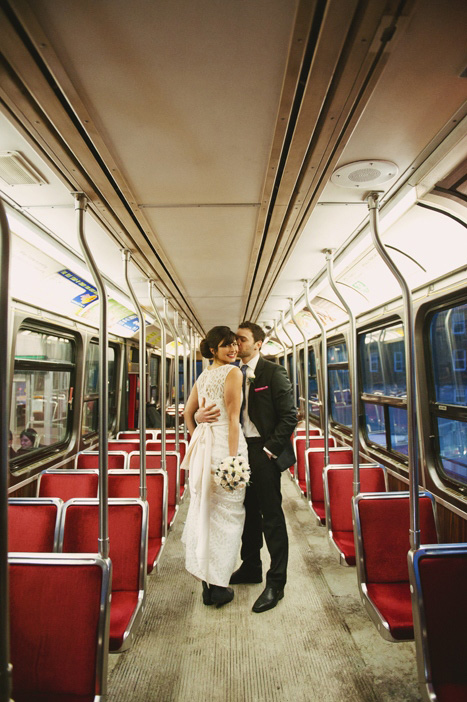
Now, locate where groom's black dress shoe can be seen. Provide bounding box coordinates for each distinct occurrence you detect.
[229,566,262,585]
[252,586,284,613]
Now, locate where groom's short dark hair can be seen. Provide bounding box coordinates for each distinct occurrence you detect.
[238,321,265,344]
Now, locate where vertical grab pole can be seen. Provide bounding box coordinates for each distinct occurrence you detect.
[164,302,180,452]
[0,201,12,702]
[304,281,329,466]
[180,320,189,440]
[149,282,166,469]
[325,250,360,495]
[290,298,309,449]
[175,313,187,441]
[368,193,419,550]
[281,311,298,408]
[274,319,288,365]
[123,251,147,501]
[76,195,109,558]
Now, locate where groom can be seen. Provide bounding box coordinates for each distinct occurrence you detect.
[195,321,297,612]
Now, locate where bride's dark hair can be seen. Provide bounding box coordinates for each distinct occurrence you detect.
[200,326,236,359]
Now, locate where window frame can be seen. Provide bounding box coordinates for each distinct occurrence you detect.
[10,322,77,470]
[327,336,352,431]
[81,338,119,439]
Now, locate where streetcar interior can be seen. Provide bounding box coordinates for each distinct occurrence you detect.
[1,0,467,700]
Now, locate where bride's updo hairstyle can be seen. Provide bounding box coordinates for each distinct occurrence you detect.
[200,326,236,359]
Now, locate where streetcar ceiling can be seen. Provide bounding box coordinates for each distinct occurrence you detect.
[0,0,466,342]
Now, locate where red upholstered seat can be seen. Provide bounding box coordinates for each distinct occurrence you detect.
[366,582,413,639]
[409,545,467,702]
[38,471,98,502]
[107,440,140,453]
[60,499,147,652]
[355,493,438,641]
[129,451,180,527]
[325,465,386,565]
[117,431,156,440]
[146,439,187,464]
[306,447,353,523]
[9,554,110,701]
[75,451,127,470]
[108,469,167,572]
[294,436,336,495]
[8,499,62,552]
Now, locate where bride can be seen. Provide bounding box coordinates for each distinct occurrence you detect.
[181,326,248,607]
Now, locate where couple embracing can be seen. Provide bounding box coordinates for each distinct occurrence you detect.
[181,322,297,613]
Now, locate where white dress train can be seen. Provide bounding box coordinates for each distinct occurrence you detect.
[181,364,248,587]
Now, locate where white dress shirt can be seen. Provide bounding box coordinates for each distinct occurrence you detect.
[240,354,261,438]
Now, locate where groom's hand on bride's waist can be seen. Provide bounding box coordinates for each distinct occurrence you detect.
[195,398,221,424]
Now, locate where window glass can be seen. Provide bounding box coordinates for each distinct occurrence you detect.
[82,343,116,436]
[10,328,75,463]
[308,349,320,418]
[437,417,467,484]
[364,402,386,448]
[150,355,160,403]
[328,343,348,363]
[430,303,467,406]
[15,329,73,362]
[360,325,406,397]
[329,368,352,427]
[388,406,408,456]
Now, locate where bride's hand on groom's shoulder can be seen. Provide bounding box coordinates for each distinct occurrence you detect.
[195,397,221,424]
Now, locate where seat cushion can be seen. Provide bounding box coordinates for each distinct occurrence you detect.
[332,530,355,565]
[109,590,139,651]
[366,582,413,640]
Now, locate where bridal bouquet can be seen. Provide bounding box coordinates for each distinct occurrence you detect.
[214,455,250,492]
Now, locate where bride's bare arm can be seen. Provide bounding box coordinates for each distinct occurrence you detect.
[183,383,199,436]
[224,366,243,456]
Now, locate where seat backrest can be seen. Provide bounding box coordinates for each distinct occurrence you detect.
[108,470,167,541]
[8,498,63,552]
[296,427,322,436]
[307,447,353,501]
[60,498,147,593]
[37,470,99,501]
[146,439,187,462]
[107,439,140,453]
[409,544,467,692]
[117,431,157,440]
[129,451,180,506]
[355,492,438,584]
[75,451,127,470]
[9,553,110,700]
[294,436,336,483]
[326,465,386,531]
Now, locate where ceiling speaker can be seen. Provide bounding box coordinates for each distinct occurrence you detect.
[331,160,398,189]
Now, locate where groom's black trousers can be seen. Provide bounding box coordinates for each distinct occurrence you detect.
[241,438,288,588]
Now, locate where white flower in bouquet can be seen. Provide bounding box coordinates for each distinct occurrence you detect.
[214,455,250,492]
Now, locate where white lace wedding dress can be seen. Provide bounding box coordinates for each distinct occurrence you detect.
[181,364,248,587]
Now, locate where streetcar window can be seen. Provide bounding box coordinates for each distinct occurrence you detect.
[328,340,351,428]
[149,354,161,404]
[308,348,319,418]
[428,302,467,488]
[10,327,75,466]
[359,323,408,459]
[82,342,117,437]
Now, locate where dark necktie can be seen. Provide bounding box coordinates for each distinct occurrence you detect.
[240,364,248,423]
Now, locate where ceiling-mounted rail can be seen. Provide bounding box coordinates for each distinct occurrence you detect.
[123,250,147,501]
[325,249,360,495]
[164,301,180,451]
[290,298,309,448]
[149,282,166,469]
[0,199,12,702]
[368,192,419,550]
[76,193,110,558]
[304,280,329,467]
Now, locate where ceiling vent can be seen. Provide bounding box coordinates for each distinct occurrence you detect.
[331,160,398,188]
[0,151,48,186]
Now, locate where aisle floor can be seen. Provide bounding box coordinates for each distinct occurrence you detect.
[107,474,421,701]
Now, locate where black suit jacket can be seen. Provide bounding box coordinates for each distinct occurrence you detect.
[247,356,297,471]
